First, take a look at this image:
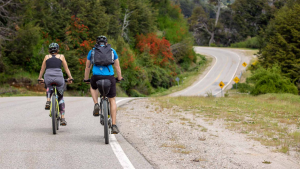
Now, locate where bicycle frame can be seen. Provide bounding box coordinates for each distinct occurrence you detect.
[49,86,60,117]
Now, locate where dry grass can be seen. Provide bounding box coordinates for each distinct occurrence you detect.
[153,93,300,154]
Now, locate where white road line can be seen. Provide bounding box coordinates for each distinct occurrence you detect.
[175,48,218,96]
[213,51,241,96]
[110,98,135,169]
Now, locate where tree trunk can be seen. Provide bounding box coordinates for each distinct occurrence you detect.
[215,0,221,26]
[210,0,221,46]
[209,32,215,46]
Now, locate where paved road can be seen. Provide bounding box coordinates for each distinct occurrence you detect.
[0,97,152,169]
[171,47,247,97]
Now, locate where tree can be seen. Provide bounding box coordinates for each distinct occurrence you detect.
[121,9,134,41]
[259,3,300,92]
[189,0,223,46]
[231,0,274,40]
[0,0,17,43]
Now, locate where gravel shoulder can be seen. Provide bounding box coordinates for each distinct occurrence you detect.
[118,99,300,169]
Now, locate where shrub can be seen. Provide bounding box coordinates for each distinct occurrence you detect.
[236,83,252,93]
[247,65,298,95]
[136,33,174,66]
[128,89,145,97]
[230,36,260,49]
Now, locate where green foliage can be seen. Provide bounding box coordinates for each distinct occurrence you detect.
[1,0,198,97]
[231,0,275,40]
[230,36,260,49]
[246,65,298,95]
[236,83,252,93]
[128,89,145,97]
[3,24,42,72]
[259,3,300,92]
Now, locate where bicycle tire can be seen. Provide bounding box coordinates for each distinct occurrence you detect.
[52,96,57,134]
[102,99,109,144]
[57,114,60,130]
[57,99,60,130]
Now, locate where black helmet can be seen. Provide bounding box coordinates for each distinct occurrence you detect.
[96,35,108,44]
[49,43,59,54]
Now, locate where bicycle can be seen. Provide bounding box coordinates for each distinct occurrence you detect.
[84,77,122,144]
[38,79,73,134]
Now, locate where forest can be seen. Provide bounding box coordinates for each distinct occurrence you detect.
[1,0,300,95]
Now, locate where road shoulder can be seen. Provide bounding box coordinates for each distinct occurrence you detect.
[118,99,300,169]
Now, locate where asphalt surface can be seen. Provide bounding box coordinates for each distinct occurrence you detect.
[0,97,152,169]
[0,47,248,169]
[171,47,244,97]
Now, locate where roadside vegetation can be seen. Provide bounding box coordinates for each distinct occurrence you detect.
[230,37,260,49]
[155,94,300,154]
[151,53,209,96]
[0,0,198,97]
[185,0,300,94]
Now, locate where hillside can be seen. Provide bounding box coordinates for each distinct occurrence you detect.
[0,0,202,96]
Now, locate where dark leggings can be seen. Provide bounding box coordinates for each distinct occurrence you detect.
[46,87,65,115]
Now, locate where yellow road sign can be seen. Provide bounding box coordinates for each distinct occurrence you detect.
[219,81,225,89]
[233,77,240,83]
[242,62,247,67]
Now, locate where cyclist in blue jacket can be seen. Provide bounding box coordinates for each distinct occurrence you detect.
[84,36,123,134]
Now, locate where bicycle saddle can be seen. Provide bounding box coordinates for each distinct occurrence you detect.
[96,79,111,97]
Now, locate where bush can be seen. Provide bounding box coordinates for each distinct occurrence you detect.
[230,37,260,49]
[128,89,145,97]
[236,83,252,93]
[247,65,298,95]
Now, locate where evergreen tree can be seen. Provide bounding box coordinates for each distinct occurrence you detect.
[259,3,300,92]
[231,0,274,40]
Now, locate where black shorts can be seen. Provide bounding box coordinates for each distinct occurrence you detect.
[91,75,116,98]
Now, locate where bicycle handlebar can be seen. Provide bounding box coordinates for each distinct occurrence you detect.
[115,77,124,83]
[83,78,124,83]
[65,79,74,82]
[38,79,74,84]
[83,79,91,83]
[37,79,44,84]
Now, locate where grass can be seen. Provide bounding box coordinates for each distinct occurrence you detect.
[230,37,259,49]
[154,93,300,154]
[151,54,212,97]
[161,143,190,154]
[0,70,39,85]
[0,85,44,97]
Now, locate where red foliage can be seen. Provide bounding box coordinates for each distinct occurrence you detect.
[79,58,87,65]
[136,33,173,66]
[120,48,135,70]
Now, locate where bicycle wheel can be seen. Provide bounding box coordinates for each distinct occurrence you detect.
[57,114,60,130]
[51,95,57,134]
[102,99,109,144]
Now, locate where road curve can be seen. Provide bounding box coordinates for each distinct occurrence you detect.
[0,97,152,169]
[171,47,248,97]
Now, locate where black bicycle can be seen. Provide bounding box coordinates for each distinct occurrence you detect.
[38,79,73,134]
[84,78,122,144]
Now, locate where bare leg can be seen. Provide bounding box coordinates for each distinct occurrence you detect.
[90,86,98,104]
[46,88,52,101]
[109,97,117,125]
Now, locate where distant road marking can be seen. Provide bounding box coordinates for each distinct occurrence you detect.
[196,54,229,95]
[110,98,135,169]
[214,51,241,96]
[176,49,218,95]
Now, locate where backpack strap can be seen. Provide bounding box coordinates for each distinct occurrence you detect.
[106,48,114,72]
[106,66,111,72]
[89,48,95,68]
